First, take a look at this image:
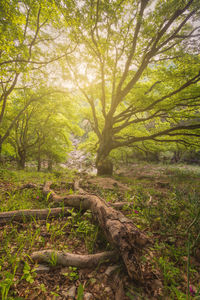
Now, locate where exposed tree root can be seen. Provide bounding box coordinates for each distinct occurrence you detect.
[44,182,151,282]
[1,179,162,295]
[108,202,131,209]
[31,250,118,268]
[0,203,130,225]
[43,182,65,202]
[0,207,70,224]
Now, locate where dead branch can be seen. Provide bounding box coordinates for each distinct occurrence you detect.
[31,250,118,268]
[0,207,70,224]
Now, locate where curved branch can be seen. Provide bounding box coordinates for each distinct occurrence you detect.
[113,123,200,148]
[31,250,118,268]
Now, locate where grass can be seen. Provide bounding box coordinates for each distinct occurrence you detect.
[0,163,200,299]
[114,163,200,299]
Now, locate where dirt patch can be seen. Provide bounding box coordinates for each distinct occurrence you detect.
[87,177,130,192]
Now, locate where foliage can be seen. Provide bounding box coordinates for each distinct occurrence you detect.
[55,0,200,173]
[1,0,200,172]
[77,283,84,300]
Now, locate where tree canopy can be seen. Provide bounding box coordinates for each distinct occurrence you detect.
[1,0,200,173]
[66,0,200,174]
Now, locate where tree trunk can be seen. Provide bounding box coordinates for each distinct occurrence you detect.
[95,118,114,176]
[47,159,53,171]
[37,143,42,171]
[37,159,41,172]
[96,157,113,176]
[37,154,41,172]
[17,155,26,169]
[17,147,26,169]
[0,135,2,163]
[96,143,113,176]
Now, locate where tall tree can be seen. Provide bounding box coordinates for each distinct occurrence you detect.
[58,0,200,175]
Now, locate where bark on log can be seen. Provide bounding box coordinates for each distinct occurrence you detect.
[0,207,70,224]
[31,250,118,268]
[68,195,148,281]
[44,182,150,281]
[1,180,159,291]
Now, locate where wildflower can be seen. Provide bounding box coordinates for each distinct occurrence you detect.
[36,196,39,199]
[134,210,139,214]
[189,286,195,296]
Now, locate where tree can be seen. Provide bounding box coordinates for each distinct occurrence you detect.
[7,87,82,169]
[0,0,71,150]
[58,0,200,175]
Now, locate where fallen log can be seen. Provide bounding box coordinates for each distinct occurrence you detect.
[0,207,70,224]
[31,250,118,268]
[44,182,150,282]
[0,180,161,294]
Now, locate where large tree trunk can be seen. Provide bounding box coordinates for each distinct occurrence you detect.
[95,119,114,176]
[96,157,113,176]
[96,142,113,176]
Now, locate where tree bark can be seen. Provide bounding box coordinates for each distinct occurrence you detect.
[43,182,150,281]
[37,155,41,172]
[17,148,26,169]
[96,157,113,176]
[95,125,114,176]
[66,195,148,280]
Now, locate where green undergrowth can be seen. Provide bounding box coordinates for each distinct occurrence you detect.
[0,163,200,299]
[0,165,107,299]
[114,163,200,299]
[0,167,77,212]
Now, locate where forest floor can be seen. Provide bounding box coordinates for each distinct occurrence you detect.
[0,162,200,299]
